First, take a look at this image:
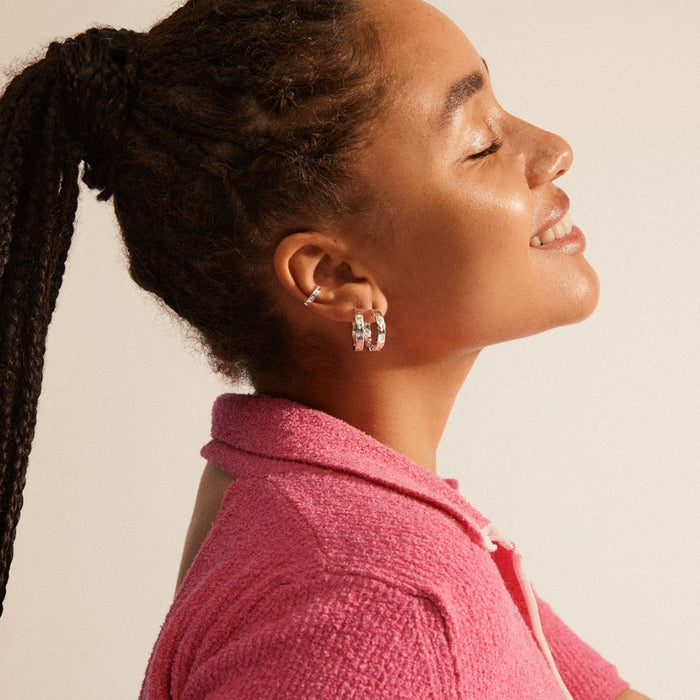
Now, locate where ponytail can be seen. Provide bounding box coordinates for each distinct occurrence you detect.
[0,0,388,615]
[0,27,140,613]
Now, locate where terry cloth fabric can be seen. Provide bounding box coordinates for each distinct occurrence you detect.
[140,393,629,700]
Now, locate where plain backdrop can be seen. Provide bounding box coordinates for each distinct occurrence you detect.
[0,1,698,698]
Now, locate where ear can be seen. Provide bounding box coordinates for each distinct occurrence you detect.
[273,232,387,322]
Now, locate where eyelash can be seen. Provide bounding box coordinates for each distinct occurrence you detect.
[467,139,503,160]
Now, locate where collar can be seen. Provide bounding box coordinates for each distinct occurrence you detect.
[201,393,493,550]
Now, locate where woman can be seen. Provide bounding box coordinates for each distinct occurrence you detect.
[0,0,650,697]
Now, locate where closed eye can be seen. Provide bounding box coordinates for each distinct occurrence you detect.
[467,140,502,160]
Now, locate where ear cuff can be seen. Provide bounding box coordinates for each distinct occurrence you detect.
[302,285,321,307]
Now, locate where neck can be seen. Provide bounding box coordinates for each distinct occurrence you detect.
[258,352,479,474]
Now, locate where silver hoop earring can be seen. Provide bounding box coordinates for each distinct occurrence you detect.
[363,310,386,352]
[303,285,321,307]
[352,310,366,352]
[352,309,386,353]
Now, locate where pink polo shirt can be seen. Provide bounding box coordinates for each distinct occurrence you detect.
[140,393,628,699]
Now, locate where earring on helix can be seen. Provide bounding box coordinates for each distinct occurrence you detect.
[302,285,321,307]
[352,309,386,352]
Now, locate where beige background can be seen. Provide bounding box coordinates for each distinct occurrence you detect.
[1,1,698,697]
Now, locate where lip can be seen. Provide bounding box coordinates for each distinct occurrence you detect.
[535,225,586,253]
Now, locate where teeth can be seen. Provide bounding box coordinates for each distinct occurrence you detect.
[553,221,568,238]
[530,212,573,248]
[541,228,556,244]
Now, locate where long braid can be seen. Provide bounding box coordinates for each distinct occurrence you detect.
[0,29,138,613]
[0,65,55,284]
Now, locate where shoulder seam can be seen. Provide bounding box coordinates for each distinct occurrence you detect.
[276,570,461,698]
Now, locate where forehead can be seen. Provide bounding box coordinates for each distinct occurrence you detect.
[367,0,482,79]
[358,0,487,153]
[363,0,485,133]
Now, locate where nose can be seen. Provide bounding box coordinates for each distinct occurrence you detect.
[509,117,573,188]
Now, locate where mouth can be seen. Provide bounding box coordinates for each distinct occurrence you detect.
[530,212,574,248]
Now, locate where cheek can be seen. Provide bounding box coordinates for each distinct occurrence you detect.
[424,187,532,295]
[392,171,527,270]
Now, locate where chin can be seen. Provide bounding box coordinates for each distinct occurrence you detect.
[554,265,601,328]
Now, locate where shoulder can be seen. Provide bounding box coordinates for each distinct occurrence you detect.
[180,572,459,700]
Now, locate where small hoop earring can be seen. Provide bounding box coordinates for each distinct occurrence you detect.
[363,310,386,352]
[352,309,366,352]
[303,285,321,307]
[351,309,386,353]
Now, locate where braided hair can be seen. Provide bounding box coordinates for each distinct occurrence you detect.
[0,0,387,614]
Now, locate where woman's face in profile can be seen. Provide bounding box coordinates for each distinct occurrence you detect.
[352,0,600,362]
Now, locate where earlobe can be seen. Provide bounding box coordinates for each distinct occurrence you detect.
[273,232,386,322]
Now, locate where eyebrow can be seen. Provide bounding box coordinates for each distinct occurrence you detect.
[439,59,490,129]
